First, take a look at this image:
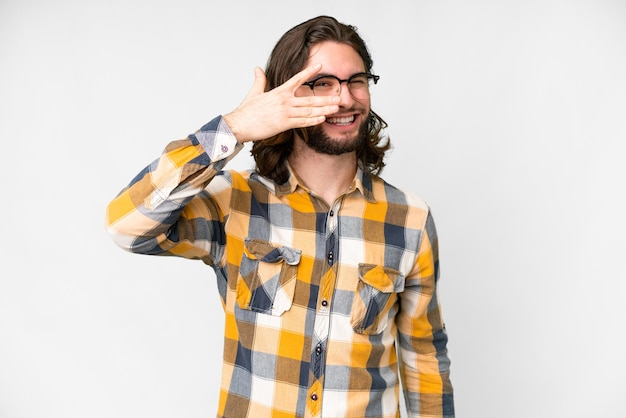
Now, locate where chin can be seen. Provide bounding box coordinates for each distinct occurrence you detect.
[305,123,367,155]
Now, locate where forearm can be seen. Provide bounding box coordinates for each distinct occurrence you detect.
[397,291,454,418]
[397,210,454,417]
[105,115,242,257]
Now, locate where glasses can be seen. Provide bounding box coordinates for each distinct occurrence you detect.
[302,72,380,99]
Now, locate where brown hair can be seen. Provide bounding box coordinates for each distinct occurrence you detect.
[250,15,390,184]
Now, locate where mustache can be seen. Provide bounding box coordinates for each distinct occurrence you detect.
[303,117,368,156]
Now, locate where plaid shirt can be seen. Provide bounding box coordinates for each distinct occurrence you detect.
[106,116,454,418]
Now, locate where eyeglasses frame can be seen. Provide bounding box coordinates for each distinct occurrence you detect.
[301,72,380,97]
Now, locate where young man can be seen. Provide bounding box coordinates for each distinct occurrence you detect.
[106,15,454,418]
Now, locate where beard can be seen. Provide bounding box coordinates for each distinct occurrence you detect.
[304,117,368,155]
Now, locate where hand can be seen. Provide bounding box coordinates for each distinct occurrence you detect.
[223,64,340,143]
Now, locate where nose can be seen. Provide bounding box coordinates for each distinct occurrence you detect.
[337,81,356,105]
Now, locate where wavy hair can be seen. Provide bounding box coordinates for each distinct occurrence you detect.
[250,15,390,184]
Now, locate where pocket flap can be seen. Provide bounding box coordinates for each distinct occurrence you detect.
[244,238,301,265]
[358,264,405,293]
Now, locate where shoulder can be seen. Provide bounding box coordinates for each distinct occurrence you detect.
[368,175,430,213]
[366,175,434,234]
[206,169,256,194]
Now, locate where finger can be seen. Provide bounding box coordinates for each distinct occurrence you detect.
[287,96,340,116]
[293,95,340,107]
[284,64,323,90]
[292,115,328,128]
[290,103,339,119]
[244,66,267,100]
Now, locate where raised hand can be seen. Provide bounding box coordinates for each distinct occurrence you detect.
[223,64,340,143]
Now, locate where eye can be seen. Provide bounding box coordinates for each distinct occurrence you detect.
[314,77,336,90]
[349,75,368,88]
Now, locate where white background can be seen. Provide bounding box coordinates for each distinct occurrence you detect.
[1,1,625,417]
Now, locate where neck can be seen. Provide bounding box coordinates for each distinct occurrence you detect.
[288,137,357,206]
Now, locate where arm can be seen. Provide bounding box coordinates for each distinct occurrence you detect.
[105,116,243,263]
[397,210,455,418]
[105,64,340,262]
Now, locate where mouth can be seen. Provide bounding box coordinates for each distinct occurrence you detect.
[326,115,356,126]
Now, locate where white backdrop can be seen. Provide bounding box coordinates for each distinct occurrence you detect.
[1,1,625,417]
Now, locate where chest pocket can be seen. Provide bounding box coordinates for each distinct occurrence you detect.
[351,264,405,335]
[236,238,301,316]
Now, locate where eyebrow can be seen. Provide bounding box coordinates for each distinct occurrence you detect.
[311,71,367,79]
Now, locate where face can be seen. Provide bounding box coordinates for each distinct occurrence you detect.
[297,41,371,155]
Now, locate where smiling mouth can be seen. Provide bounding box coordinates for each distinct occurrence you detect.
[326,115,356,125]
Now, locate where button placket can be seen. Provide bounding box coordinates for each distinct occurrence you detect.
[306,199,342,418]
[315,344,323,356]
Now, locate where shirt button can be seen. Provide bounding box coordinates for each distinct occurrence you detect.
[329,210,334,217]
[321,300,328,307]
[327,251,333,265]
[311,393,318,401]
[315,345,322,355]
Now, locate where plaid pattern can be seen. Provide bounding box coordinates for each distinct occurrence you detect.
[106,116,454,418]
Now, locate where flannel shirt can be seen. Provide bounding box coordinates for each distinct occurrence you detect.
[105,115,454,418]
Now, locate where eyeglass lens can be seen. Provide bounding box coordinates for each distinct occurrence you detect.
[312,74,373,98]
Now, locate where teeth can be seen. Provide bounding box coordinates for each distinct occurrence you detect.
[327,116,355,124]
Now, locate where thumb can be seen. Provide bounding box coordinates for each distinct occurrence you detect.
[244,66,267,100]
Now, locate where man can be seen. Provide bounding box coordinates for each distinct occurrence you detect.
[106,15,454,418]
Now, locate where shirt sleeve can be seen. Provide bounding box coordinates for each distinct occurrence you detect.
[396,210,455,418]
[105,115,243,265]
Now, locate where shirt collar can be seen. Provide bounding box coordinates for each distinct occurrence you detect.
[275,161,377,203]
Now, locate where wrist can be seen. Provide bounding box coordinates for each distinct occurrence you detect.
[222,112,245,143]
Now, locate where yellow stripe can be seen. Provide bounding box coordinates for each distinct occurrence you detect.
[106,190,135,224]
[418,372,444,393]
[165,144,203,168]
